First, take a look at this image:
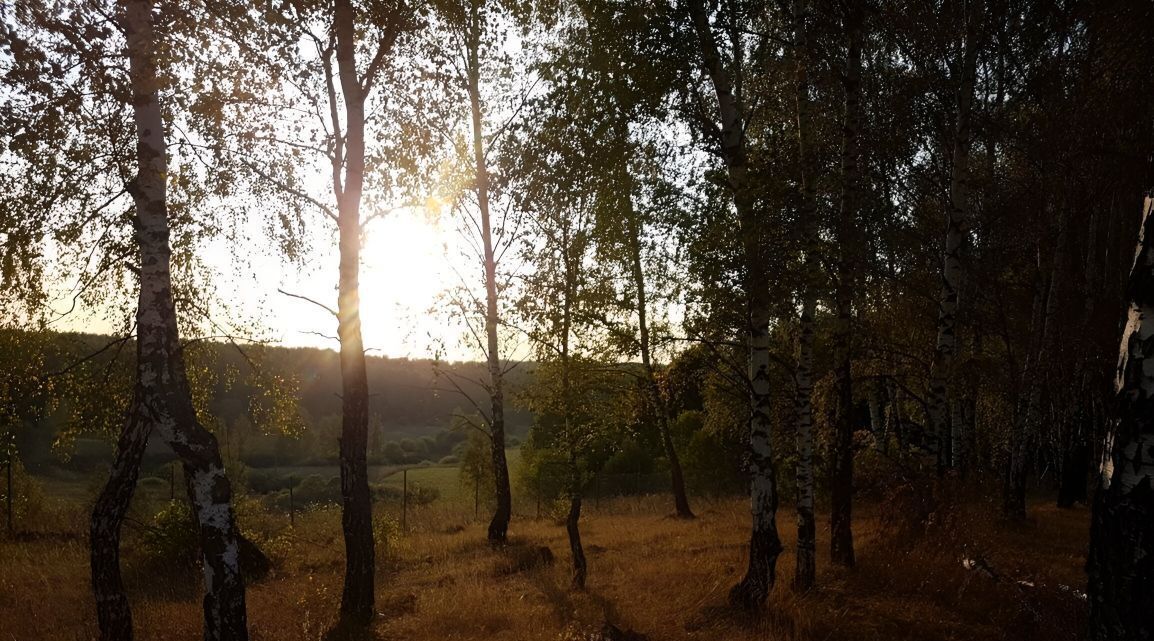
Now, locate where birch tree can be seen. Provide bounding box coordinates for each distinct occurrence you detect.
[1087,193,1154,641]
[685,0,784,609]
[926,0,981,475]
[107,2,248,637]
[216,1,417,625]
[829,1,863,568]
[789,0,819,592]
[427,0,520,542]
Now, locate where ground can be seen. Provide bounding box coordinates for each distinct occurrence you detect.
[0,485,1090,641]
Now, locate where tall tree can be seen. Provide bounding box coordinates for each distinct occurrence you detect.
[926,0,981,475]
[428,0,516,542]
[829,1,864,568]
[96,1,249,638]
[789,0,819,591]
[1087,193,1154,641]
[686,0,784,609]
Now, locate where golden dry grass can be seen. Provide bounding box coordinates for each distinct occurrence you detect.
[0,491,1090,641]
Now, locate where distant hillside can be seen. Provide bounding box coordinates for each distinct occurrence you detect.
[10,331,533,471]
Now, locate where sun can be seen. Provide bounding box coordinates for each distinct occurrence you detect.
[357,207,454,357]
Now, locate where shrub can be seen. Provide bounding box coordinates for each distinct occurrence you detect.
[0,458,44,531]
[439,455,459,465]
[142,500,199,566]
[373,514,401,558]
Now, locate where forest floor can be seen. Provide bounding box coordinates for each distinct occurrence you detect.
[0,487,1090,641]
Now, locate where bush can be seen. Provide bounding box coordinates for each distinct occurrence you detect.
[439,455,459,465]
[142,500,199,566]
[246,469,298,494]
[0,458,45,531]
[373,514,401,558]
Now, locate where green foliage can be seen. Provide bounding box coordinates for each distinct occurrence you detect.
[373,514,402,558]
[0,456,44,531]
[456,424,494,495]
[142,500,199,566]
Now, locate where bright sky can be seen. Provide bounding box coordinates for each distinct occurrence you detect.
[48,205,484,361]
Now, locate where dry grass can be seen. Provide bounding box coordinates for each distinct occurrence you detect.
[0,491,1091,641]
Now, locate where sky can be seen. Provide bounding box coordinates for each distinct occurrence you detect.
[48,205,487,361]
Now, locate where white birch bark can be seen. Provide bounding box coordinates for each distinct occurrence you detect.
[1088,194,1154,641]
[687,0,782,608]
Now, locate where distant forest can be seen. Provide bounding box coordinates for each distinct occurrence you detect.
[10,331,532,472]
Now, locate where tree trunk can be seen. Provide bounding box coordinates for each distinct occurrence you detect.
[465,0,512,543]
[950,398,965,469]
[1007,205,1068,518]
[869,383,887,453]
[116,3,249,638]
[830,3,863,569]
[687,0,783,609]
[628,213,693,519]
[90,405,149,641]
[927,2,980,476]
[566,457,587,590]
[1087,193,1154,641]
[560,224,586,589]
[333,0,375,625]
[889,381,907,451]
[614,131,692,518]
[790,0,817,591]
[793,290,817,591]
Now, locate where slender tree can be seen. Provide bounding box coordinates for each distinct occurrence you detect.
[789,0,819,591]
[926,0,981,475]
[686,0,784,609]
[829,1,863,568]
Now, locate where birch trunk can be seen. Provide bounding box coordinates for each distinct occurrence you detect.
[112,2,248,638]
[790,0,817,591]
[332,0,375,624]
[1087,194,1154,641]
[950,398,964,469]
[928,4,980,476]
[887,381,906,451]
[464,0,512,542]
[687,0,783,609]
[90,404,149,641]
[830,3,863,569]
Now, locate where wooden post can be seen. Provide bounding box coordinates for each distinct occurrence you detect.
[402,468,408,534]
[474,480,479,521]
[5,445,12,535]
[594,472,600,510]
[536,468,542,520]
[169,460,175,501]
[289,475,295,527]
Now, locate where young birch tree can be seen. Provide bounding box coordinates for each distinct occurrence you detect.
[427,0,524,542]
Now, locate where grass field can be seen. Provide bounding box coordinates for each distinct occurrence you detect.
[0,478,1091,641]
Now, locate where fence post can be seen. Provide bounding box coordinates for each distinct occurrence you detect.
[402,468,408,534]
[474,480,479,521]
[288,475,295,527]
[536,468,542,520]
[6,448,12,536]
[169,461,175,501]
[594,472,600,510]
